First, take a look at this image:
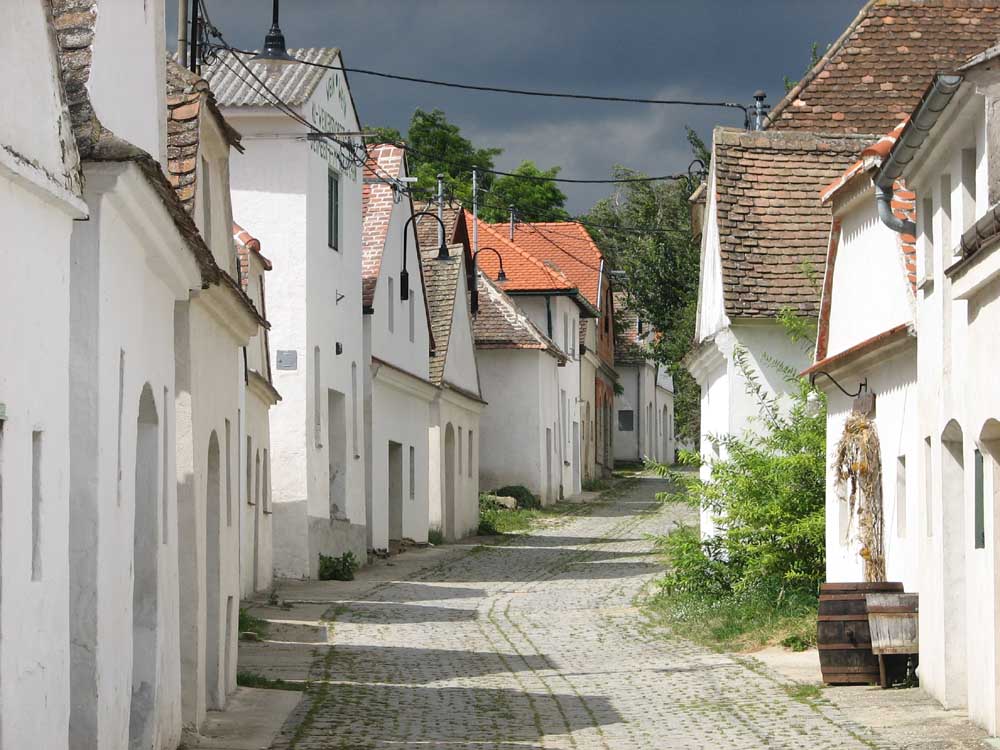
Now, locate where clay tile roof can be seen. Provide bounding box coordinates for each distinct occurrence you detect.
[361,144,405,307]
[956,201,1000,267]
[48,2,223,286]
[166,59,242,215]
[486,221,604,307]
[613,291,650,366]
[712,127,871,318]
[473,275,566,361]
[233,222,272,290]
[202,48,339,107]
[767,0,1000,135]
[820,119,908,204]
[471,217,576,293]
[420,245,466,385]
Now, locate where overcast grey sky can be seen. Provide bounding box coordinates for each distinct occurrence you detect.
[169,1,863,213]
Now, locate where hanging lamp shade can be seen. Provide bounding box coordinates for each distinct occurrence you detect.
[250,0,297,70]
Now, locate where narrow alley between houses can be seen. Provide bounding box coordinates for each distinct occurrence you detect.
[230,479,975,750]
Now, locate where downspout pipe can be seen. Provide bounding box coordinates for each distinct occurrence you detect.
[875,74,963,235]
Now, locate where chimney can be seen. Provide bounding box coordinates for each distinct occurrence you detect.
[509,205,516,241]
[752,90,769,131]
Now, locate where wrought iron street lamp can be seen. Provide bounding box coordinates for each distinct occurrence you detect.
[400,211,450,301]
[250,0,298,70]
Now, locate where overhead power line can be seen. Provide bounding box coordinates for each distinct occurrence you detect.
[213,44,750,122]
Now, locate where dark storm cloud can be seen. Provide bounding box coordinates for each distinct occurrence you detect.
[170,0,863,212]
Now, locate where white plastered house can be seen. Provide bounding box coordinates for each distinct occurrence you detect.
[234,223,281,597]
[613,293,676,465]
[361,145,436,551]
[803,123,920,591]
[688,128,870,536]
[474,274,568,504]
[47,2,259,746]
[0,3,87,748]
[417,208,485,541]
[474,218,596,499]
[204,49,368,577]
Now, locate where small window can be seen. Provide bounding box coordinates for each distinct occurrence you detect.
[975,448,985,549]
[618,410,634,432]
[388,277,395,332]
[637,318,643,335]
[255,450,261,508]
[458,427,463,475]
[409,292,415,343]
[409,446,415,500]
[468,431,474,478]
[328,171,341,250]
[896,456,907,538]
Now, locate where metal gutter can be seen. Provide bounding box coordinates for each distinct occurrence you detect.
[874,74,963,235]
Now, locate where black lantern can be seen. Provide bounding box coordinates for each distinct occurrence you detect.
[250,0,298,70]
[401,211,450,301]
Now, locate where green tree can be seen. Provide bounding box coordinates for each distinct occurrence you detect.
[480,161,569,222]
[583,128,709,445]
[366,110,567,221]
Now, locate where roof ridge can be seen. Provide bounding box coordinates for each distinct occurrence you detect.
[765,0,878,129]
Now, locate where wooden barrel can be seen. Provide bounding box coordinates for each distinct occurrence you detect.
[818,581,904,685]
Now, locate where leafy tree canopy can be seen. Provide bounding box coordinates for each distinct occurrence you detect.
[367,110,565,221]
[582,128,710,443]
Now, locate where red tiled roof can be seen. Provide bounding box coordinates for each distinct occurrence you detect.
[361,144,405,307]
[233,222,272,292]
[767,0,1000,134]
[819,119,908,204]
[485,222,604,308]
[712,128,871,318]
[472,217,576,293]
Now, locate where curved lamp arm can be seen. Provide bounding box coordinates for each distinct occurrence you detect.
[809,371,868,399]
[401,211,449,300]
[470,246,506,315]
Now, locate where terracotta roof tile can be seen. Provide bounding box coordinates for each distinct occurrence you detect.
[713,128,871,318]
[485,222,605,307]
[473,275,566,361]
[768,0,1000,135]
[233,222,272,292]
[472,218,577,294]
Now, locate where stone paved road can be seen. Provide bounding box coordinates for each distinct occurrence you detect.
[277,478,928,749]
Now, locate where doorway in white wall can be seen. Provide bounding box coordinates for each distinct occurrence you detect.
[253,450,261,592]
[205,431,223,710]
[662,405,670,463]
[129,385,159,750]
[388,441,403,543]
[328,390,347,519]
[444,424,456,540]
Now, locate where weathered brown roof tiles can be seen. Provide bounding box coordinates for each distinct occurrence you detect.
[713,128,871,318]
[768,0,1000,135]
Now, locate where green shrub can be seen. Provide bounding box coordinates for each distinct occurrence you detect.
[318,551,360,581]
[238,607,269,639]
[647,315,827,649]
[491,485,540,509]
[236,671,306,692]
[428,528,445,545]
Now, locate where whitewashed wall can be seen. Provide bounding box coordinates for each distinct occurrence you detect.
[69,163,201,750]
[0,3,84,747]
[478,349,561,504]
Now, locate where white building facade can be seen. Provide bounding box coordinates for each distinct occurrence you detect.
[361,145,436,551]
[206,49,369,577]
[0,3,87,748]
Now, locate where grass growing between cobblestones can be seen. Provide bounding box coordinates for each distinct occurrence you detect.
[235,671,305,691]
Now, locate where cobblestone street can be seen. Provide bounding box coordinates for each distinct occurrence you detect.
[266,478,986,749]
